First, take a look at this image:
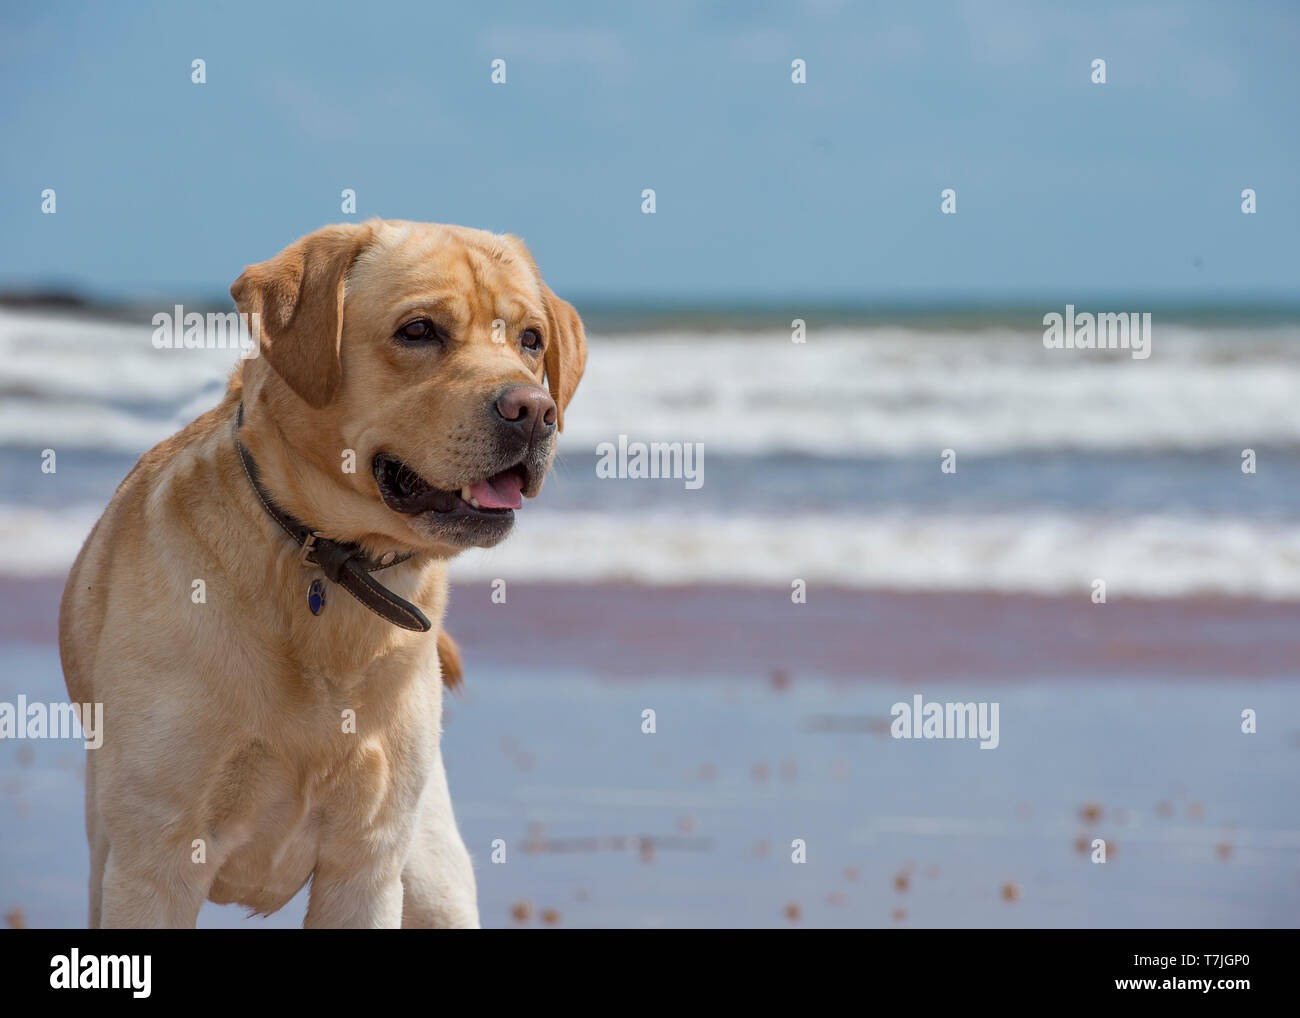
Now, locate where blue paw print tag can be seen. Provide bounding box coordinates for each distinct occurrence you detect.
[307,578,327,616]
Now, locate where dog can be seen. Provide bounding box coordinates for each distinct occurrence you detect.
[58,220,586,928]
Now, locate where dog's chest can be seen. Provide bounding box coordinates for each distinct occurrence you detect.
[205,664,440,914]
[209,820,320,913]
[203,747,326,913]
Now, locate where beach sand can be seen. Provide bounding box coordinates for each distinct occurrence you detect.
[2,576,1298,928]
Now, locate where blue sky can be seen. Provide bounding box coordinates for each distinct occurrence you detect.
[1,0,1297,302]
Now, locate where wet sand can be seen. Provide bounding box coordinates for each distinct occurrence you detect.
[8,577,1300,681]
[447,581,1300,681]
[2,575,1298,928]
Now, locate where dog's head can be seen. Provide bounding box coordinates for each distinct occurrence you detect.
[230,220,586,555]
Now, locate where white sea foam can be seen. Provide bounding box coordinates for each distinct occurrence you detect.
[0,309,234,402]
[560,325,1300,456]
[448,510,1300,598]
[0,504,103,576]
[8,502,1297,597]
[3,309,1299,456]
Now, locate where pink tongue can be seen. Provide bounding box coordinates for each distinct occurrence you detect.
[468,472,523,510]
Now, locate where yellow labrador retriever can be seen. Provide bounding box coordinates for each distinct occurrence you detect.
[58,220,586,928]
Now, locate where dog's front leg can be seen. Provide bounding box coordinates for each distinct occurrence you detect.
[304,859,406,929]
[99,849,206,929]
[401,750,479,928]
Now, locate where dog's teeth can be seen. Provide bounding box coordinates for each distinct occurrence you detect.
[469,497,481,509]
[460,486,472,501]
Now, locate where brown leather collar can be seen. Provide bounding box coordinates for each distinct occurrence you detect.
[233,402,430,633]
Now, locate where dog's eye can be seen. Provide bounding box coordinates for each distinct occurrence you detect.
[520,328,543,351]
[396,318,441,343]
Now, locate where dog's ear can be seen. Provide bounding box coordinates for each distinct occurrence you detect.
[230,223,374,408]
[437,629,464,693]
[540,284,587,432]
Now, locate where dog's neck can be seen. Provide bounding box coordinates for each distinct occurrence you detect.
[231,388,437,634]
[233,372,413,558]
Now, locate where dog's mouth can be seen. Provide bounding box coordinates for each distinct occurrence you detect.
[373,453,530,519]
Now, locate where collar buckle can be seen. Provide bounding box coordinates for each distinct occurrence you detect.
[300,531,321,567]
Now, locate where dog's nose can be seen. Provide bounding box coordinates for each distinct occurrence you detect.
[495,385,557,441]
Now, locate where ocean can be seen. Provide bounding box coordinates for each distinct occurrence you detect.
[3,305,1299,598]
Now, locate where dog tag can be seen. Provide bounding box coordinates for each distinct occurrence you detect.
[307,578,327,616]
